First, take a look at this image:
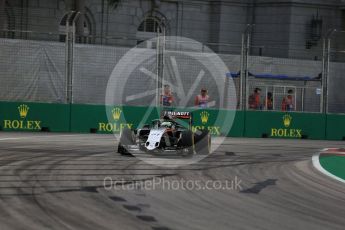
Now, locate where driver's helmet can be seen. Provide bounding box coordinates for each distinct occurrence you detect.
[161,121,173,128]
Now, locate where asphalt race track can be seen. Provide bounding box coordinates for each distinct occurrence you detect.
[0,132,344,230]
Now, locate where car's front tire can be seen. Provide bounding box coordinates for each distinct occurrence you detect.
[118,128,135,156]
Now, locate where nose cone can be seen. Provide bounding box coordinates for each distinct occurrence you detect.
[146,141,157,150]
[146,129,164,150]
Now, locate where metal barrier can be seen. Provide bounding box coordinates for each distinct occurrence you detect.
[0,23,343,114]
[247,80,322,113]
[241,24,324,113]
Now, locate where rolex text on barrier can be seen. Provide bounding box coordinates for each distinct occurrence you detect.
[3,104,42,130]
[0,102,335,140]
[270,114,303,138]
[0,102,70,132]
[98,107,133,133]
[192,110,222,136]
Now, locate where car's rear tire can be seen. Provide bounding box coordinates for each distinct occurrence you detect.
[178,130,194,156]
[118,128,134,156]
[194,129,211,155]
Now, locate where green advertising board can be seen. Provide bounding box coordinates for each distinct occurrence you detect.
[0,101,343,141]
[0,101,70,132]
[245,111,326,140]
[70,104,160,134]
[70,104,242,137]
[326,114,345,140]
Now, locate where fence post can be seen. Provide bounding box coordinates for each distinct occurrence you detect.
[240,33,245,110]
[326,37,331,114]
[321,38,325,113]
[240,24,254,111]
[156,19,166,108]
[245,29,251,110]
[65,11,74,104]
[65,11,80,104]
[71,12,80,104]
[321,29,336,114]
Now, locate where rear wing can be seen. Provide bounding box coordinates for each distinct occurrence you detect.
[162,111,193,127]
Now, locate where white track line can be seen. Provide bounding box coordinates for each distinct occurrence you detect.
[312,150,345,184]
[0,134,80,141]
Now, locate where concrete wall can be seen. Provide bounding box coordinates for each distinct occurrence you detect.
[1,0,344,59]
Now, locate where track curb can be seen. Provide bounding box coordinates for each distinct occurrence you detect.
[312,148,345,184]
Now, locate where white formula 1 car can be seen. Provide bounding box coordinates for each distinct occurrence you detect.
[117,111,211,156]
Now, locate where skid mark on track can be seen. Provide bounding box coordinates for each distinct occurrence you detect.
[123,205,142,211]
[107,193,169,229]
[81,186,98,193]
[109,196,127,202]
[136,215,157,222]
[225,152,236,156]
[46,185,103,194]
[152,227,171,230]
[241,179,278,194]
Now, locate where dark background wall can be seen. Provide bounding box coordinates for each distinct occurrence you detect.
[0,0,343,60]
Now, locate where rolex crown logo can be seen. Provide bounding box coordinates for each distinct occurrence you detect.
[18,104,29,119]
[200,111,210,124]
[112,107,122,121]
[283,114,292,128]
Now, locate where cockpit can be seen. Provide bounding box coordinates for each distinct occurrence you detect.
[151,119,175,129]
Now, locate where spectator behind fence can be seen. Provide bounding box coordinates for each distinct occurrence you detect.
[195,88,209,108]
[264,92,273,110]
[161,84,174,107]
[249,88,262,110]
[281,89,294,111]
